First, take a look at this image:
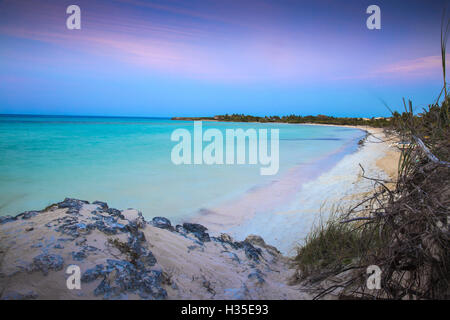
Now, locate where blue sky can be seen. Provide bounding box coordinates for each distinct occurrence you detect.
[0,0,448,117]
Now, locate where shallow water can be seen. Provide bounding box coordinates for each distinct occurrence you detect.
[0,115,365,231]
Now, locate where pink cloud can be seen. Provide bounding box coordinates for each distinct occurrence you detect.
[374,55,448,75]
[333,54,449,81]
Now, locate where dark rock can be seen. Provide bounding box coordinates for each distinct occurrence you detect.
[214,236,262,262]
[136,230,146,242]
[151,217,173,230]
[16,211,40,220]
[183,223,207,233]
[106,259,136,273]
[175,225,186,234]
[245,235,280,256]
[241,241,262,263]
[140,251,157,266]
[100,226,117,235]
[94,277,112,297]
[88,259,167,299]
[0,215,17,224]
[109,222,127,232]
[31,253,64,275]
[248,270,265,284]
[213,233,242,250]
[83,245,99,252]
[54,216,82,237]
[121,210,146,228]
[57,198,89,211]
[87,220,121,235]
[81,264,105,283]
[139,270,167,299]
[126,222,139,234]
[222,251,240,263]
[75,238,87,246]
[127,234,143,256]
[2,290,38,300]
[54,244,64,249]
[182,223,210,242]
[72,251,87,261]
[93,201,109,210]
[106,208,124,219]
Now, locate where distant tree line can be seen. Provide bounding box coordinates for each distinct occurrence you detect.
[212,113,393,127]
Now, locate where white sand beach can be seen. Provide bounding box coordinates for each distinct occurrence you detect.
[190,125,400,255]
[0,125,401,299]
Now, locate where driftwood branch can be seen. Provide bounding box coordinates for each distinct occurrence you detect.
[413,135,450,167]
[340,217,374,223]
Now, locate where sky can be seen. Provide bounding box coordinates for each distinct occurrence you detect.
[0,0,448,117]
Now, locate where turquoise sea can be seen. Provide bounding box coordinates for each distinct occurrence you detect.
[0,115,365,229]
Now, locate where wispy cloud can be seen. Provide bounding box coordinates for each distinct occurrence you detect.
[374,55,448,75]
[333,55,448,81]
[0,0,324,83]
[0,0,446,85]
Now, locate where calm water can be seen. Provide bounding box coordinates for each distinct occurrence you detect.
[0,115,365,225]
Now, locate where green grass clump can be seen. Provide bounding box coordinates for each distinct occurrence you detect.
[293,213,386,281]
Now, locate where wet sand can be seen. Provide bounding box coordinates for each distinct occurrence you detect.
[189,124,401,255]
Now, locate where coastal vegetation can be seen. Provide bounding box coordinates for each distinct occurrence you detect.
[292,21,450,299]
[173,114,393,127]
[215,114,393,127]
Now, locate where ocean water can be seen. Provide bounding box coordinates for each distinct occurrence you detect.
[0,115,365,234]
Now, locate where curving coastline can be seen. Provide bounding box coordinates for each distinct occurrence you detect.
[189,125,400,255]
[0,125,400,300]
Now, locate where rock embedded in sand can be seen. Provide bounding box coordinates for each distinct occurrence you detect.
[72,251,87,261]
[241,241,263,263]
[248,269,265,285]
[81,264,105,283]
[151,217,173,230]
[2,290,38,300]
[0,198,312,300]
[245,235,280,256]
[88,259,167,299]
[0,215,16,224]
[212,234,263,263]
[30,253,64,276]
[106,208,124,219]
[16,211,40,220]
[57,198,89,214]
[92,200,109,210]
[182,222,211,242]
[121,209,146,228]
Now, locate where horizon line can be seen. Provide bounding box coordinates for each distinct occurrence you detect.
[0,112,391,119]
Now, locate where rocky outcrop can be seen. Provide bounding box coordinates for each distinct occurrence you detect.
[0,198,310,300]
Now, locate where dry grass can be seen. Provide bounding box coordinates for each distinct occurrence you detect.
[293,14,450,300]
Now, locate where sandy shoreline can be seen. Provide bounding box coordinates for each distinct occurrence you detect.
[189,123,401,255]
[0,124,401,299]
[175,119,400,179]
[299,123,400,180]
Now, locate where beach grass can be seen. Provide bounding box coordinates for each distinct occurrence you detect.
[292,16,450,299]
[292,211,386,282]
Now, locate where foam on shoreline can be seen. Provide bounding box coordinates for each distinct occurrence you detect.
[190,125,400,255]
